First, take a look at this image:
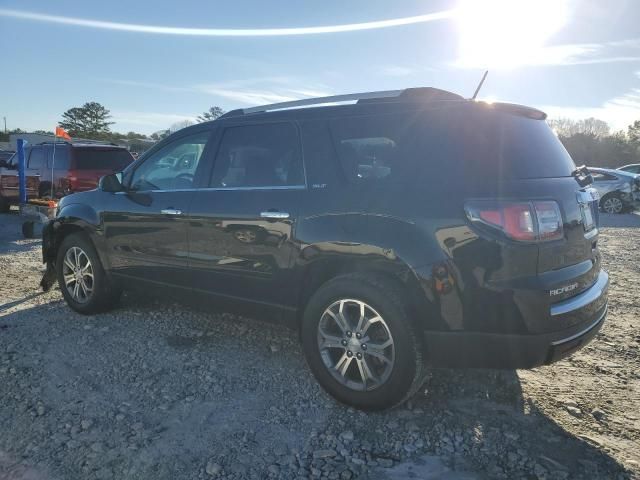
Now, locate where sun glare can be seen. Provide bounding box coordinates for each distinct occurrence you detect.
[456,0,569,69]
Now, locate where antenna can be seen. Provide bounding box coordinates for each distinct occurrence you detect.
[471,70,489,100]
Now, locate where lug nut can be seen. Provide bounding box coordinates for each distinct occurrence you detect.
[356,352,362,359]
[361,344,367,350]
[356,332,361,339]
[341,339,348,346]
[347,351,353,357]
[346,331,352,338]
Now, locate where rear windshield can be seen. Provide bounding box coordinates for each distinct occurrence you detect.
[73,148,133,170]
[329,106,576,189]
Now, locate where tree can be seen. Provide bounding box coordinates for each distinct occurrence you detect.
[197,106,225,123]
[59,102,114,138]
[548,117,610,138]
[169,120,194,133]
[628,120,640,148]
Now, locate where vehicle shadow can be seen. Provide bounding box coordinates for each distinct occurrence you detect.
[0,292,44,313]
[0,299,632,480]
[599,212,640,228]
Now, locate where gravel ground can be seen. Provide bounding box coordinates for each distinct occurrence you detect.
[0,208,639,480]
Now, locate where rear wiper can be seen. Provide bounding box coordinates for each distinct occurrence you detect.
[572,165,593,187]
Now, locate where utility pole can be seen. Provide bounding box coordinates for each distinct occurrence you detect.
[2,116,6,134]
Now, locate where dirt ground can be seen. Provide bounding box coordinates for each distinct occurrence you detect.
[0,208,638,480]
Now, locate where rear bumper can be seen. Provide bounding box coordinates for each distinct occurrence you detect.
[424,270,609,369]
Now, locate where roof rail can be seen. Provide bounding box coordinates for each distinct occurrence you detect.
[227,87,463,117]
[241,89,404,115]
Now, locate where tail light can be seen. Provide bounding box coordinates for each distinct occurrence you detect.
[465,200,563,242]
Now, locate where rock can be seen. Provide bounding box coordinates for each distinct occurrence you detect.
[91,442,104,452]
[340,469,353,480]
[205,461,221,476]
[591,408,606,421]
[377,458,394,468]
[267,464,280,475]
[81,419,93,430]
[565,406,583,418]
[36,405,45,416]
[340,430,354,442]
[313,449,337,459]
[403,443,417,453]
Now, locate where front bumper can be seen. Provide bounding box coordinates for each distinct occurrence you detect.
[424,270,609,369]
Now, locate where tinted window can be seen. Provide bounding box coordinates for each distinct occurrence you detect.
[28,148,45,169]
[74,148,133,170]
[46,145,70,170]
[210,123,304,188]
[329,107,576,189]
[130,131,210,191]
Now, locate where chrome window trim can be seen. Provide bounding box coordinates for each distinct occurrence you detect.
[115,185,306,194]
[550,270,609,316]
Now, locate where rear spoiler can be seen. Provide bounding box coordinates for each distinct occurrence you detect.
[476,101,547,120]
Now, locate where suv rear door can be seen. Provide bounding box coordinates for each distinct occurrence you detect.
[103,128,214,288]
[187,121,304,311]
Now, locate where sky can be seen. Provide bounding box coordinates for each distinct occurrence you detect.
[0,0,639,135]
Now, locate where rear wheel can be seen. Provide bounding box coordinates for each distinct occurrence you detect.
[301,273,424,410]
[601,193,624,214]
[56,233,121,314]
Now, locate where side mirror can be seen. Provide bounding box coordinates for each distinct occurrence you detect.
[99,172,124,192]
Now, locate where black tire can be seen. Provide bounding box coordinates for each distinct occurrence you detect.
[38,182,52,199]
[301,273,425,410]
[600,193,625,214]
[22,221,35,239]
[0,195,10,213]
[56,233,121,314]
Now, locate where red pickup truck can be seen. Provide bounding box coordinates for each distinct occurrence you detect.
[0,142,134,212]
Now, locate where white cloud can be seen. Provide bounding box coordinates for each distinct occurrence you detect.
[542,88,640,131]
[109,111,196,129]
[0,7,455,36]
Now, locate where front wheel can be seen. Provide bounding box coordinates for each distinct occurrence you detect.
[301,273,425,410]
[56,233,121,314]
[600,193,625,214]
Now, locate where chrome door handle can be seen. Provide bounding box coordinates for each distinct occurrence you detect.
[260,211,289,219]
[161,208,182,215]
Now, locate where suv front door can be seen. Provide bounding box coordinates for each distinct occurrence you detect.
[188,122,304,311]
[103,128,214,288]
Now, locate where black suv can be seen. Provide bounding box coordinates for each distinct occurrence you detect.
[42,88,608,409]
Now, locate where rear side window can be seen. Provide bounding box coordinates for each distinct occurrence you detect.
[28,148,45,169]
[46,145,70,170]
[73,148,134,170]
[329,107,576,189]
[210,123,304,188]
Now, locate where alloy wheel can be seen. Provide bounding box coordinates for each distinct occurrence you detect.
[62,246,94,303]
[602,197,623,214]
[317,299,395,391]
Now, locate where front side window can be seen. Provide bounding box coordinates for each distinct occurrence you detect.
[210,123,304,188]
[129,131,210,191]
